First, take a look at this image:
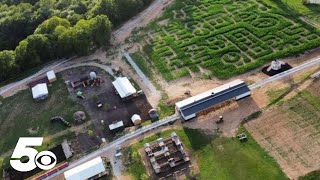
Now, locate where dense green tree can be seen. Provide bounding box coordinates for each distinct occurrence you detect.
[0,50,16,81]
[0,0,154,82]
[117,0,143,22]
[88,0,119,23]
[15,34,51,69]
[70,2,88,14]
[35,16,71,35]
[0,3,34,51]
[90,15,112,46]
[71,19,94,55]
[56,28,73,56]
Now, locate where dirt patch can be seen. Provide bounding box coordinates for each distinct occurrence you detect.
[60,66,153,142]
[183,97,260,137]
[307,79,320,96]
[245,80,320,179]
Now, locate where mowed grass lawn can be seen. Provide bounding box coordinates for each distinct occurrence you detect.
[0,76,84,154]
[129,128,286,180]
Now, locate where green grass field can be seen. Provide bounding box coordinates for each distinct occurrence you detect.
[127,128,287,180]
[285,90,320,131]
[0,76,85,154]
[135,0,320,81]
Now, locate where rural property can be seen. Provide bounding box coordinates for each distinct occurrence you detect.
[0,0,320,180]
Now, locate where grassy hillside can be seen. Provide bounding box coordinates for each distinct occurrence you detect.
[0,76,84,154]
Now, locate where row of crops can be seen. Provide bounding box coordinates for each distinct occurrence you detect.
[138,0,320,80]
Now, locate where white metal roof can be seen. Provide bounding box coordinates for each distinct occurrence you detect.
[109,121,124,130]
[112,77,136,98]
[64,157,105,180]
[46,70,56,80]
[31,83,48,99]
[176,79,245,108]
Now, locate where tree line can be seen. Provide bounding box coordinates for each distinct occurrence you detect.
[0,0,154,83]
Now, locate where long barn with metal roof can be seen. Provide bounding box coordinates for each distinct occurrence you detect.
[175,79,251,120]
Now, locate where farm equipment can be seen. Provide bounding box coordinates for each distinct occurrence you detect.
[51,116,71,127]
[237,133,247,142]
[76,90,85,99]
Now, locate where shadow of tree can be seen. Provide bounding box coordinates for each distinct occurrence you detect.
[183,128,213,151]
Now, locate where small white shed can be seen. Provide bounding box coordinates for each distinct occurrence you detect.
[46,70,56,83]
[109,121,124,131]
[131,114,142,125]
[112,77,137,98]
[32,83,49,101]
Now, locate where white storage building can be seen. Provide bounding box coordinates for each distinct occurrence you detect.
[32,83,49,101]
[64,157,106,180]
[109,121,124,131]
[46,70,57,83]
[176,79,251,121]
[112,77,137,98]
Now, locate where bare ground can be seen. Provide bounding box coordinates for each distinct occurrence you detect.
[245,80,320,179]
[183,97,260,137]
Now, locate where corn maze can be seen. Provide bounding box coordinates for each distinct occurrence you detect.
[138,0,320,80]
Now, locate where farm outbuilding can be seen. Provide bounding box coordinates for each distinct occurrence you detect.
[46,70,56,83]
[31,83,49,101]
[112,77,137,98]
[175,79,251,121]
[64,157,106,180]
[109,121,124,131]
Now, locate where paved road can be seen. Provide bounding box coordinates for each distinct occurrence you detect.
[45,114,180,180]
[123,52,158,95]
[249,57,320,90]
[59,62,115,78]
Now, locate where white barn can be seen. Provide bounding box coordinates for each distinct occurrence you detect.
[31,83,49,101]
[64,157,106,180]
[176,79,251,121]
[112,77,137,98]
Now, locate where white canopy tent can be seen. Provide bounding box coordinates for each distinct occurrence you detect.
[112,77,137,98]
[31,83,49,101]
[64,157,106,180]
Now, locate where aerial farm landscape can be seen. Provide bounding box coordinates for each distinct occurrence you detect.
[0,0,320,180]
